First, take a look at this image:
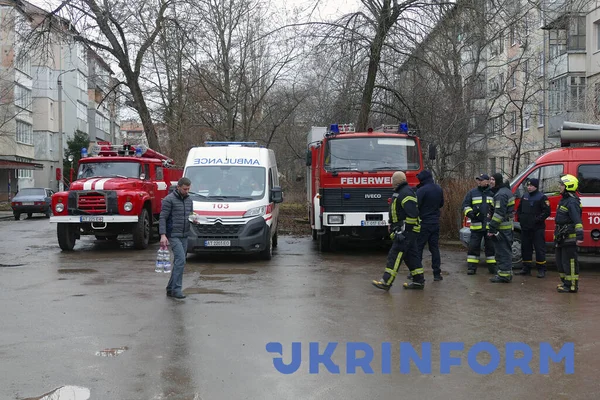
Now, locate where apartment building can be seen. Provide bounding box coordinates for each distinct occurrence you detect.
[0,0,120,195]
[0,0,41,200]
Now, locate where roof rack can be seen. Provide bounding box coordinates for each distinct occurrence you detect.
[84,141,175,167]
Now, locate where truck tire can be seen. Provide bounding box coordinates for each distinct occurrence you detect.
[272,231,278,248]
[512,231,522,267]
[57,223,77,251]
[319,229,332,252]
[312,229,317,241]
[133,208,150,250]
[260,231,273,260]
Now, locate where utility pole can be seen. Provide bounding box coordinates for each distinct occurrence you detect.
[57,69,76,192]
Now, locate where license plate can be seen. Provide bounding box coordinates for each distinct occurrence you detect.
[361,220,386,226]
[22,202,34,205]
[81,216,104,222]
[205,240,231,247]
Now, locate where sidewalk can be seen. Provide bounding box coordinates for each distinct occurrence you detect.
[0,211,14,221]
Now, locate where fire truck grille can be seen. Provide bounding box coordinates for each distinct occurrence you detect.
[320,188,391,212]
[77,192,107,214]
[193,223,243,238]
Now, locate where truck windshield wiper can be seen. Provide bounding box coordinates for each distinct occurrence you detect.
[189,191,207,198]
[206,195,253,200]
[369,166,397,171]
[107,174,129,179]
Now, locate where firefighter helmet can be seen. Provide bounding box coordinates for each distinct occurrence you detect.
[560,174,578,192]
[392,171,407,187]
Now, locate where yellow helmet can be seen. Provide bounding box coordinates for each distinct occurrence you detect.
[560,174,578,192]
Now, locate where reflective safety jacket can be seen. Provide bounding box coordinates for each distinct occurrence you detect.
[488,186,515,233]
[554,192,583,244]
[389,182,420,233]
[462,186,494,231]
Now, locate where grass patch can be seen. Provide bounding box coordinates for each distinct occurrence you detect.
[278,202,311,236]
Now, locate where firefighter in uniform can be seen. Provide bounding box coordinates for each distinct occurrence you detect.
[462,173,496,274]
[488,173,515,283]
[554,174,584,293]
[515,178,551,278]
[372,171,425,291]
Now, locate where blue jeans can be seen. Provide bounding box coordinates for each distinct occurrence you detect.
[166,237,188,295]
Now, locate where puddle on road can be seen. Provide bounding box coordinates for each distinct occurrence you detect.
[198,276,230,281]
[199,268,256,275]
[57,269,97,274]
[185,287,229,295]
[0,263,24,268]
[23,385,90,400]
[95,346,128,357]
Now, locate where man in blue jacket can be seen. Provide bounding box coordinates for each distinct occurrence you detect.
[415,170,445,281]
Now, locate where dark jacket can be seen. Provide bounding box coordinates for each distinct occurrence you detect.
[488,182,515,234]
[416,170,444,225]
[462,185,494,231]
[389,182,420,234]
[554,192,583,244]
[159,189,193,238]
[516,189,551,230]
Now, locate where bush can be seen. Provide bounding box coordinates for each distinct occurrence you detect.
[439,178,474,240]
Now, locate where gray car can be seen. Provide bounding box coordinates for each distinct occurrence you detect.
[11,188,54,220]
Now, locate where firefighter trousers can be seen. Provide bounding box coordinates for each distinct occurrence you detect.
[521,228,546,272]
[494,230,513,280]
[555,244,579,290]
[467,229,496,272]
[382,232,424,286]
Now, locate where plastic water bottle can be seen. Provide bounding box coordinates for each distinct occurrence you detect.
[163,247,172,273]
[155,247,164,273]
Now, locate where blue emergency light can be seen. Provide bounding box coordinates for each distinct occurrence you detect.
[329,124,340,134]
[81,147,88,158]
[400,122,409,132]
[135,147,143,157]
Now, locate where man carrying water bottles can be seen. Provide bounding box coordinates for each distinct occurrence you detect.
[159,177,193,299]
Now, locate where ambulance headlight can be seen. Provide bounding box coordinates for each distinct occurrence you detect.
[124,202,133,212]
[327,215,343,224]
[244,206,265,217]
[55,203,64,213]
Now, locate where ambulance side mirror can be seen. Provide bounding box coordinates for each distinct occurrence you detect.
[306,150,312,166]
[271,186,284,203]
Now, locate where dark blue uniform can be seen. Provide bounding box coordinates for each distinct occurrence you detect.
[554,192,583,292]
[462,185,496,273]
[415,170,444,278]
[516,188,551,275]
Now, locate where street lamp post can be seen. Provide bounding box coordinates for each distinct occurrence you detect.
[57,68,76,192]
[68,154,74,186]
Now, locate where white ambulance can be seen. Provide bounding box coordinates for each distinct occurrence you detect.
[183,142,283,259]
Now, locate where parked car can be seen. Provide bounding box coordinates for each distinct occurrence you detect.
[11,188,54,220]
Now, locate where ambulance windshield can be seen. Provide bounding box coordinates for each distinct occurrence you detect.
[185,166,266,200]
[324,137,420,172]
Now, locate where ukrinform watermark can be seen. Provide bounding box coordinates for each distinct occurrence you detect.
[265,342,574,375]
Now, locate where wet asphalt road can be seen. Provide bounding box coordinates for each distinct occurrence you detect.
[1,217,600,400]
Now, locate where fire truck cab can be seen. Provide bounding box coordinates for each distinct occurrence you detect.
[307,123,433,251]
[460,121,600,260]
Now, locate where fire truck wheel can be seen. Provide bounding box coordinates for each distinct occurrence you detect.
[319,230,332,252]
[511,231,522,267]
[133,208,151,250]
[260,232,273,260]
[272,231,278,248]
[57,223,77,251]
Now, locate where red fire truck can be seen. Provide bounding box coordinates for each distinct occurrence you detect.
[306,123,434,251]
[50,142,183,251]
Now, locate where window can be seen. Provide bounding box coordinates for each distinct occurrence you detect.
[77,101,87,121]
[510,65,517,89]
[596,21,600,51]
[568,16,586,51]
[538,8,544,27]
[549,76,567,112]
[523,60,529,83]
[538,51,544,76]
[16,157,33,179]
[77,71,87,91]
[489,157,496,173]
[538,102,544,127]
[578,164,600,194]
[549,29,567,58]
[15,52,31,75]
[511,111,517,134]
[500,157,506,174]
[14,85,32,110]
[16,121,33,145]
[524,106,530,131]
[569,76,586,111]
[155,166,164,180]
[522,164,564,195]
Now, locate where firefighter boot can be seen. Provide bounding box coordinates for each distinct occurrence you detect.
[515,263,532,276]
[404,274,424,290]
[433,273,443,281]
[557,281,578,293]
[372,280,391,291]
[490,275,511,283]
[537,269,546,278]
[467,267,476,275]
